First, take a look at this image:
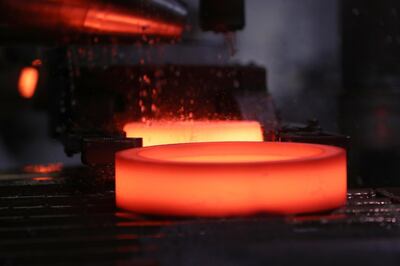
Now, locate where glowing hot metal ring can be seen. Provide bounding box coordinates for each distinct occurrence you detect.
[116,142,346,217]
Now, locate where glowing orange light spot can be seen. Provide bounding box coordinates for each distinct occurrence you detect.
[18,67,39,99]
[24,163,63,174]
[123,121,264,146]
[116,142,347,217]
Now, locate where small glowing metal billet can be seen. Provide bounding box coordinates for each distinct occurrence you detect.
[116,142,347,217]
[123,120,264,146]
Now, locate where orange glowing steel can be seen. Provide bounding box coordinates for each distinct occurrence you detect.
[123,121,264,146]
[84,9,183,36]
[3,1,184,38]
[18,67,39,99]
[116,142,347,217]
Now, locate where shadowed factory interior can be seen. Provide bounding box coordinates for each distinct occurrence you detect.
[1,0,400,265]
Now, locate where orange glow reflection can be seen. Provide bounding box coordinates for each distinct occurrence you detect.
[116,142,347,217]
[123,121,264,146]
[18,67,39,99]
[32,176,53,182]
